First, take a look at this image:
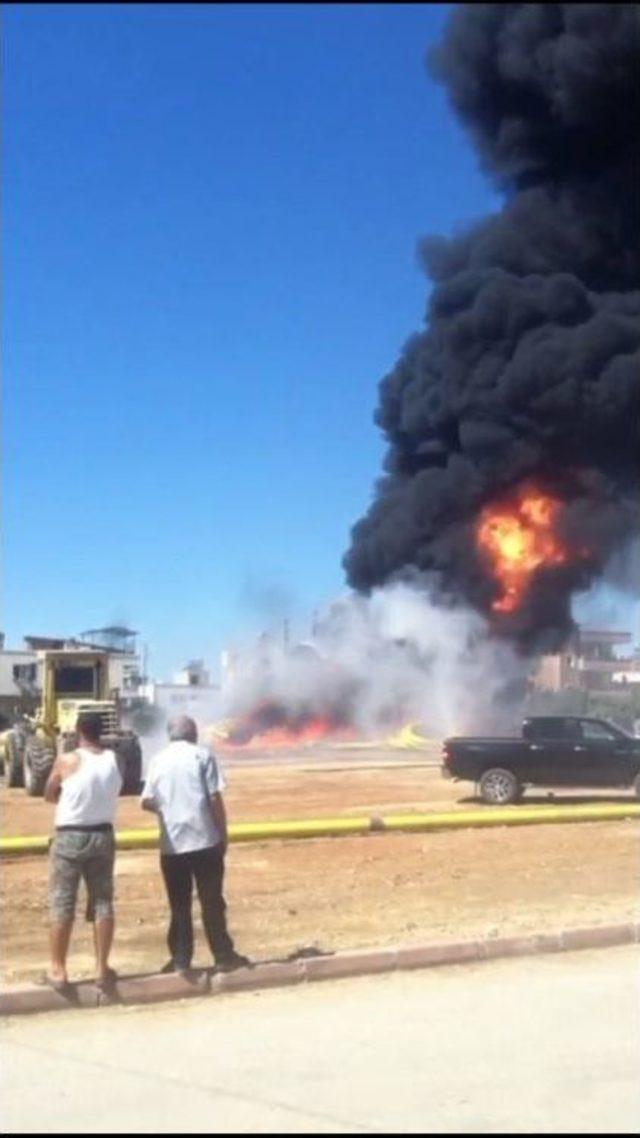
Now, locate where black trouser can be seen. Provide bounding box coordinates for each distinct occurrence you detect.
[160,844,234,969]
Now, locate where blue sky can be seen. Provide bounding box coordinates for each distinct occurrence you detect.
[4,3,636,676]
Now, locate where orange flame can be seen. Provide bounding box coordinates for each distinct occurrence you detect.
[217,716,357,751]
[477,488,567,614]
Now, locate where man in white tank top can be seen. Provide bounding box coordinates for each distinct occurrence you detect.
[44,711,122,995]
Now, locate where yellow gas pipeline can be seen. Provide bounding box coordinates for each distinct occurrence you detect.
[378,801,640,831]
[1,801,637,858]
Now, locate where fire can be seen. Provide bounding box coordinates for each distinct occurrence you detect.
[222,717,353,751]
[477,488,567,614]
[210,702,357,751]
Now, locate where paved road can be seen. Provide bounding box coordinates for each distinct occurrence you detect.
[2,948,638,1134]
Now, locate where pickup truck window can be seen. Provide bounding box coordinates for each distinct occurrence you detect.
[581,720,617,742]
[525,717,581,741]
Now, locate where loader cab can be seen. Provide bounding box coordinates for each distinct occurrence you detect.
[52,662,101,698]
[44,651,109,698]
[39,651,115,736]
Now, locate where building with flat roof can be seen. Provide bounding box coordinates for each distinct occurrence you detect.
[531,628,639,693]
[78,626,138,654]
[0,628,145,716]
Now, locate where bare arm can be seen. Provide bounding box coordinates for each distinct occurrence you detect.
[140,766,157,812]
[44,759,64,804]
[210,792,228,849]
[44,752,78,804]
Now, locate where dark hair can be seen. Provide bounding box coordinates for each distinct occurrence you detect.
[76,711,103,744]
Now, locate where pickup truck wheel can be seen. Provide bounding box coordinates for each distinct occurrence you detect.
[479,768,521,806]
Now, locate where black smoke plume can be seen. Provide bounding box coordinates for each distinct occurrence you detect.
[344,4,640,652]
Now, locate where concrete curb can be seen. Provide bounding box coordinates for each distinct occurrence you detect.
[2,801,638,858]
[2,920,638,1017]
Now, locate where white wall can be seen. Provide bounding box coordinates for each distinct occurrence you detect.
[0,651,37,698]
[108,654,141,695]
[142,682,221,724]
[172,663,211,687]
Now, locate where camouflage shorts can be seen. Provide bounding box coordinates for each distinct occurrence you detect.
[49,829,115,922]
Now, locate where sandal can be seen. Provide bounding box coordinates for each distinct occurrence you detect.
[40,973,73,996]
[95,967,118,995]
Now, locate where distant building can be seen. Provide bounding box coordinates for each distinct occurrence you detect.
[23,636,66,651]
[531,628,639,694]
[141,660,220,724]
[172,659,210,687]
[0,626,145,716]
[612,669,640,686]
[78,626,138,654]
[0,647,39,719]
[76,627,143,699]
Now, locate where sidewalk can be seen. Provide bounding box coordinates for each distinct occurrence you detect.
[2,919,638,1015]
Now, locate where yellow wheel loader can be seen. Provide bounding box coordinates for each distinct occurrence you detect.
[7,650,143,797]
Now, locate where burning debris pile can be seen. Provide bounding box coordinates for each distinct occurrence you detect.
[215,641,358,748]
[215,583,526,748]
[344,4,640,652]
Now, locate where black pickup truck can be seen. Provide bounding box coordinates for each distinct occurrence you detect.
[441,716,640,805]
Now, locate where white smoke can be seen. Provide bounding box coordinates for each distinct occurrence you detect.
[221,579,528,739]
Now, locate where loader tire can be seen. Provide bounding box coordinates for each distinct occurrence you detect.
[116,735,143,796]
[24,737,56,797]
[4,730,25,788]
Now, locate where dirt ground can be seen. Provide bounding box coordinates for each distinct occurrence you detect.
[1,750,633,836]
[1,755,456,837]
[1,755,638,984]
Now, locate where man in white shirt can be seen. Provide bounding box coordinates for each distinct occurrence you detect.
[141,715,248,975]
[45,711,122,996]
